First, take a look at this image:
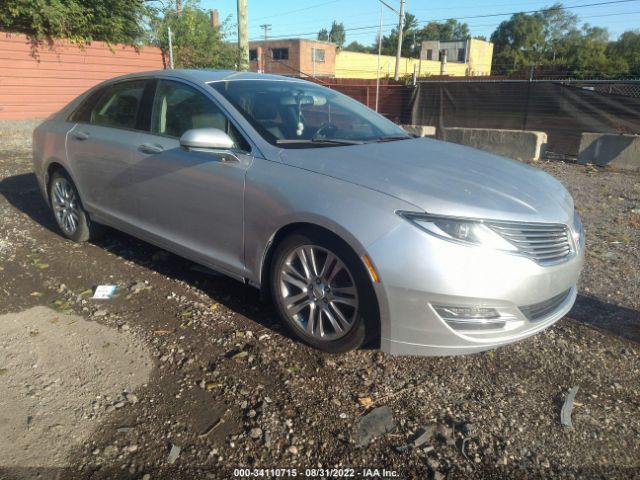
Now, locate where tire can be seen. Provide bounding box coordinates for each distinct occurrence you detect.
[270,229,378,353]
[49,170,103,242]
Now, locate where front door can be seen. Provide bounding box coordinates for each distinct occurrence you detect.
[131,80,252,276]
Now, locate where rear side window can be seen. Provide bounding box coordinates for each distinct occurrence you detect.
[90,80,146,130]
[68,88,105,123]
[151,80,250,151]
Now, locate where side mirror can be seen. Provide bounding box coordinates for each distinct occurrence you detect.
[179,128,235,151]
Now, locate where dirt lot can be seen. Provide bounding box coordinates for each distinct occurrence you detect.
[0,123,639,480]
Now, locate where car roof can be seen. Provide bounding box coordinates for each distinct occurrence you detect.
[112,69,312,85]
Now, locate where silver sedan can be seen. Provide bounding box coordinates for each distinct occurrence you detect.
[33,70,585,356]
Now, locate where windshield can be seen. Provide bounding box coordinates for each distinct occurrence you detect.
[209,80,409,148]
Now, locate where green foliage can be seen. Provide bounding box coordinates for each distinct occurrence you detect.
[490,3,634,78]
[317,28,329,42]
[147,0,238,69]
[329,21,346,49]
[419,19,470,42]
[380,12,420,57]
[317,21,345,48]
[608,30,640,76]
[0,0,147,44]
[344,40,372,53]
[380,15,470,57]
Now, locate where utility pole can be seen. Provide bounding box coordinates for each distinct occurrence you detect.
[260,24,271,42]
[168,26,174,69]
[237,0,249,71]
[375,2,383,112]
[394,0,405,81]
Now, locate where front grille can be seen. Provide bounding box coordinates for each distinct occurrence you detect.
[519,289,571,321]
[488,221,572,264]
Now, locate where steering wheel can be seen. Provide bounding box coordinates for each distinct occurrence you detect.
[312,122,338,140]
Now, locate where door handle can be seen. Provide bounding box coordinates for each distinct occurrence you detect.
[71,131,89,141]
[138,143,164,154]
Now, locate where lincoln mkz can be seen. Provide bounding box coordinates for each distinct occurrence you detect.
[33,70,585,355]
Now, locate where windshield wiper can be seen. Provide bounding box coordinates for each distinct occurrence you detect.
[374,135,413,143]
[276,138,364,146]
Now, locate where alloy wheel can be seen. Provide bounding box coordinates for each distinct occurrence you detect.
[51,177,81,236]
[277,245,359,341]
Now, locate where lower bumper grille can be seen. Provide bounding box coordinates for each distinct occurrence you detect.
[519,289,571,321]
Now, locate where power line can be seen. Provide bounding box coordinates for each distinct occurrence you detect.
[251,0,340,22]
[248,0,640,41]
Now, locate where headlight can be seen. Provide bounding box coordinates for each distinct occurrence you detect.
[397,212,518,251]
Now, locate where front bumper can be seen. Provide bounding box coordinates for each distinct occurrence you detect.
[367,221,584,356]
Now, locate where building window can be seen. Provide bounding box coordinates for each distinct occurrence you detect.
[426,49,433,61]
[272,48,288,60]
[312,48,325,63]
[249,49,257,61]
[457,48,466,62]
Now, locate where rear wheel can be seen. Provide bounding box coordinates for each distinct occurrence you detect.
[270,230,377,353]
[49,170,102,242]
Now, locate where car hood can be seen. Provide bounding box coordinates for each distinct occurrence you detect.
[278,138,574,224]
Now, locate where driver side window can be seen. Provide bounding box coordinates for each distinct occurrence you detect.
[151,80,249,151]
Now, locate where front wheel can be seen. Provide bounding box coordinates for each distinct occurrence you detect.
[270,230,378,353]
[49,170,102,242]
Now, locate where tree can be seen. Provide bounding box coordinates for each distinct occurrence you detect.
[344,40,371,53]
[608,30,640,76]
[380,12,420,57]
[329,21,345,48]
[0,0,147,44]
[317,28,329,41]
[557,25,628,78]
[541,3,578,61]
[490,12,547,73]
[148,0,238,69]
[418,19,470,42]
[317,21,345,48]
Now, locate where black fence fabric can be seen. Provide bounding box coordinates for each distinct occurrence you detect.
[409,81,640,158]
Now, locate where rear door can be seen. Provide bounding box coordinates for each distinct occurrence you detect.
[67,79,153,227]
[131,79,253,276]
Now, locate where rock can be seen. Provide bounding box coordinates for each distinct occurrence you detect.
[561,386,579,428]
[94,310,108,318]
[126,393,139,404]
[249,427,263,440]
[129,281,147,292]
[412,424,437,447]
[433,472,445,480]
[103,445,117,458]
[167,444,181,464]
[356,405,395,446]
[114,401,125,409]
[92,448,100,455]
[142,475,151,480]
[287,445,299,455]
[126,445,138,453]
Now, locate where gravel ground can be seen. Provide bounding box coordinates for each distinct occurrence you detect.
[0,126,639,480]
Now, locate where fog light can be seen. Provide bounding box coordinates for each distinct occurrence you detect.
[433,305,505,331]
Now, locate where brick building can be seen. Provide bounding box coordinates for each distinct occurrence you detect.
[248,39,336,77]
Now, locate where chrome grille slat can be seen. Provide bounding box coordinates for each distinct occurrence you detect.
[500,232,567,239]
[487,221,573,265]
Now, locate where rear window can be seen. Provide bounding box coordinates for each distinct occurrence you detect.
[68,88,104,123]
[90,80,146,130]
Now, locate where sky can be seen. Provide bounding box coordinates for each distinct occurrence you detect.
[199,0,640,46]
